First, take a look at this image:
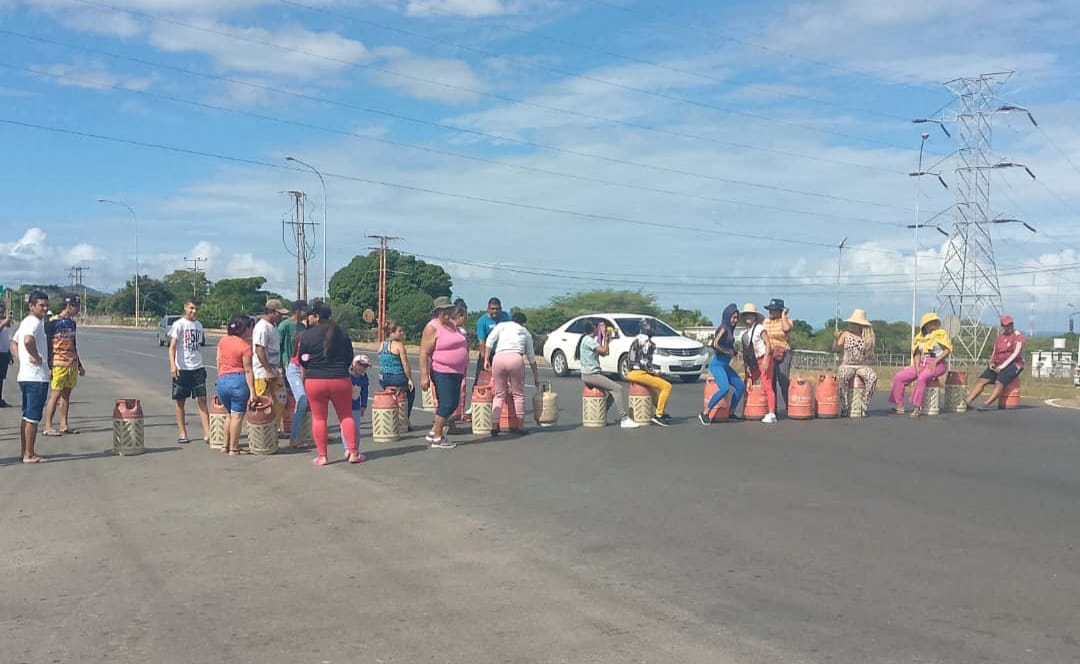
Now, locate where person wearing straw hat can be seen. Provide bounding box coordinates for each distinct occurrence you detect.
[965,314,1025,411]
[833,309,877,415]
[762,298,793,416]
[889,312,952,417]
[740,303,777,424]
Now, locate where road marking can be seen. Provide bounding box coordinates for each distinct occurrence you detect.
[1044,398,1080,410]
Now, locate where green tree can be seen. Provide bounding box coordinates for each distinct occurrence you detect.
[547,290,661,317]
[163,269,212,309]
[106,276,173,318]
[665,304,712,329]
[329,251,453,337]
[201,277,281,327]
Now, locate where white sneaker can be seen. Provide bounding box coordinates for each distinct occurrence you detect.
[619,416,641,429]
[761,412,777,424]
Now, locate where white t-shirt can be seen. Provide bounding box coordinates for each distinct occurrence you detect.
[0,318,14,352]
[252,318,281,379]
[16,315,50,382]
[744,323,768,359]
[169,318,205,370]
[485,321,535,362]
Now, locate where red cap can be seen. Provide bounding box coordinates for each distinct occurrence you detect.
[1000,315,1014,326]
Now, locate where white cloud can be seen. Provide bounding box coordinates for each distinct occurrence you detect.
[59,8,143,37]
[374,0,549,18]
[148,20,369,80]
[36,59,156,91]
[372,54,488,104]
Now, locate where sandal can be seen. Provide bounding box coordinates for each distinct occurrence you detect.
[177,436,191,444]
[59,428,80,434]
[22,456,48,463]
[41,429,62,437]
[312,456,329,467]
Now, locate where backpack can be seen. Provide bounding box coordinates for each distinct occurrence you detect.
[742,324,760,372]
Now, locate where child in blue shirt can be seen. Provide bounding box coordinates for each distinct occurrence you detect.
[345,354,370,454]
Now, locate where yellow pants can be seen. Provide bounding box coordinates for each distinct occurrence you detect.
[254,377,286,426]
[626,370,672,415]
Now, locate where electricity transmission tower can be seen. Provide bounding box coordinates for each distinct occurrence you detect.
[282,190,317,301]
[927,71,1037,361]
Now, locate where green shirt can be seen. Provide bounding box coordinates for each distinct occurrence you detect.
[278,319,305,363]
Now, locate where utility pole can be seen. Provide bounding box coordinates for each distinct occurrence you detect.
[367,234,402,343]
[68,265,89,316]
[922,72,1038,362]
[282,190,317,302]
[184,256,207,299]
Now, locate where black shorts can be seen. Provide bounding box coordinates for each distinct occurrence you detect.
[979,364,1023,386]
[172,367,208,400]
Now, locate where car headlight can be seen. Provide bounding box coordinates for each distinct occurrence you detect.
[656,348,673,356]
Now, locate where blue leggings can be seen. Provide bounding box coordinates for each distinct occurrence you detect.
[707,355,745,411]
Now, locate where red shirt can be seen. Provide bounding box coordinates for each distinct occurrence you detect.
[218,335,252,375]
[990,331,1024,369]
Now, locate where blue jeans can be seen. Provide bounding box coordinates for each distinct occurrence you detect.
[342,409,363,454]
[432,372,464,418]
[19,380,49,423]
[707,356,745,411]
[285,363,308,441]
[215,373,250,414]
[380,372,414,416]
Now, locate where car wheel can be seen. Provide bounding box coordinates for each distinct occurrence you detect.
[617,354,630,380]
[679,375,700,383]
[550,350,569,377]
[158,336,165,347]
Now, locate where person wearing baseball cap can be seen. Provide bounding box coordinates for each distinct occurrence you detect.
[965,315,1025,410]
[252,298,291,434]
[345,354,370,455]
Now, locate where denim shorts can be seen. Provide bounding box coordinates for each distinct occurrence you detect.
[431,371,464,418]
[19,381,49,423]
[216,373,250,414]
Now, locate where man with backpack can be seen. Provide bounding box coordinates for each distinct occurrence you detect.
[740,303,777,424]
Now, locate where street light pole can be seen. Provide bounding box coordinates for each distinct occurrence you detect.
[286,156,327,298]
[835,236,847,332]
[98,198,139,327]
[911,133,929,346]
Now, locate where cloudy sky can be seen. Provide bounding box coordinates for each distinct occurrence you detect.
[2,0,1079,330]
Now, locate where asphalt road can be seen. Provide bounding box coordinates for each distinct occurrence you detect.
[1,327,1078,664]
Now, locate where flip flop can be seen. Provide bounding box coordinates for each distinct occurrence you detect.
[59,428,80,434]
[22,456,48,463]
[41,430,62,437]
[177,436,191,444]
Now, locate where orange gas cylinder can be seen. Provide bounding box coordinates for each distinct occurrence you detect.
[787,377,815,420]
[372,390,400,442]
[112,398,145,456]
[471,383,493,435]
[628,382,654,424]
[743,380,769,419]
[245,396,277,454]
[702,378,730,421]
[946,371,967,386]
[998,378,1021,409]
[499,395,523,430]
[210,395,228,416]
[815,374,840,419]
[582,386,609,428]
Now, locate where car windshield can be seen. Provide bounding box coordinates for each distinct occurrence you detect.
[614,317,678,337]
[164,315,181,327]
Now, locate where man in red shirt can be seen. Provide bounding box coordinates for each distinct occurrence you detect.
[965,315,1024,410]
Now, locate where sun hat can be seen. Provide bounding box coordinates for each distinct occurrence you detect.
[919,312,941,332]
[740,303,764,323]
[844,309,872,327]
[432,296,454,311]
[1000,315,1015,326]
[352,354,370,366]
[265,298,290,314]
[764,298,785,312]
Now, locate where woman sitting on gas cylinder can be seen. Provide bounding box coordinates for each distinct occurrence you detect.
[889,312,952,418]
[833,309,877,416]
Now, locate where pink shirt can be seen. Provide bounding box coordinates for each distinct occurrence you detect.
[990,331,1025,369]
[430,320,469,375]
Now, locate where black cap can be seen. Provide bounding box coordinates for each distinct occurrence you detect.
[65,294,81,305]
[765,298,785,311]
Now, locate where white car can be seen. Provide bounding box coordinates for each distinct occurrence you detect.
[543,314,710,382]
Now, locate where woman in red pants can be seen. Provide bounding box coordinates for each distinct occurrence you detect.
[298,302,362,466]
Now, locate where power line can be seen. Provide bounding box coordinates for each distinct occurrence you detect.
[68,0,930,154]
[2,28,915,208]
[0,117,912,258]
[578,0,942,91]
[278,0,918,124]
[7,62,909,227]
